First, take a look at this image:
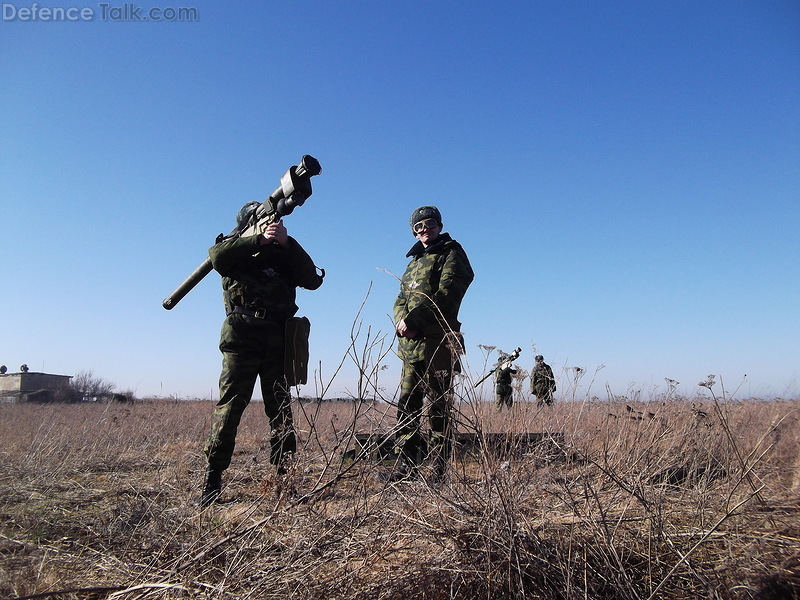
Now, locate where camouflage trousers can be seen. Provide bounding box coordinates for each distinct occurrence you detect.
[496,386,513,410]
[395,355,456,467]
[533,386,555,407]
[204,316,295,472]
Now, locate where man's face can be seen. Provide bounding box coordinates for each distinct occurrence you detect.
[413,218,442,247]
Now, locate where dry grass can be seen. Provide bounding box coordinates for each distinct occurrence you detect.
[1,392,799,600]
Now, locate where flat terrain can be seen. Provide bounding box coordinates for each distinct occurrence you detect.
[1,396,798,599]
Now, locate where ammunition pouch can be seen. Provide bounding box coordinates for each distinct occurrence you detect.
[285,316,311,386]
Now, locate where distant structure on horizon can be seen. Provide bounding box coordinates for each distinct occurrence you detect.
[0,367,72,403]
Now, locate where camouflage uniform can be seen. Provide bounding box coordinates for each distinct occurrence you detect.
[393,231,474,471]
[531,356,556,406]
[204,234,323,474]
[495,363,516,410]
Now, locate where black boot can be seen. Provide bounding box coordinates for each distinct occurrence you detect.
[194,467,222,507]
[387,459,418,482]
[276,452,293,476]
[428,452,447,485]
[427,435,451,485]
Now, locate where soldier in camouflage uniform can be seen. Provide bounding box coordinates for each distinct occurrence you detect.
[391,206,474,482]
[531,354,556,407]
[495,359,517,411]
[196,208,324,507]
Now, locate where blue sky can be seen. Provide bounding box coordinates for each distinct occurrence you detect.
[1,1,798,401]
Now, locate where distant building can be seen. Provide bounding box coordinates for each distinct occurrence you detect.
[0,370,72,403]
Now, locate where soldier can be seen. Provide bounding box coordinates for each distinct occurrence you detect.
[196,208,324,507]
[531,354,556,406]
[495,359,517,411]
[391,206,474,482]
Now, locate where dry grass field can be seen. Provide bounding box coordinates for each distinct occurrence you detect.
[1,390,799,599]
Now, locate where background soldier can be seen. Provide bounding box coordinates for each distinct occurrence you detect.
[392,206,474,482]
[197,210,324,507]
[531,354,556,406]
[495,359,517,411]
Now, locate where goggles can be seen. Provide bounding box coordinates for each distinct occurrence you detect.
[412,218,439,233]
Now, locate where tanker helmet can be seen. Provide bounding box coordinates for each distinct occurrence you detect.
[237,201,260,229]
[409,205,442,229]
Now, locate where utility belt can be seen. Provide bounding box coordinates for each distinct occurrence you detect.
[227,305,278,320]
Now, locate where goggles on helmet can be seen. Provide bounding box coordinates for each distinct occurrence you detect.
[412,218,439,233]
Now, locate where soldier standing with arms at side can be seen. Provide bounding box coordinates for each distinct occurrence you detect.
[196,206,324,507]
[392,206,474,482]
[531,354,557,406]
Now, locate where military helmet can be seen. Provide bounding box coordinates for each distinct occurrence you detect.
[237,201,260,229]
[409,205,442,228]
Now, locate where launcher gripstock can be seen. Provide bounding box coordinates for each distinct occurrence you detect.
[161,155,322,310]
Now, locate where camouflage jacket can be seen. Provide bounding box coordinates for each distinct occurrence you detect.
[209,235,323,322]
[495,365,516,394]
[531,362,556,394]
[393,233,474,363]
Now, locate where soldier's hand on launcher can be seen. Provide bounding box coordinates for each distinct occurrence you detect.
[259,220,288,247]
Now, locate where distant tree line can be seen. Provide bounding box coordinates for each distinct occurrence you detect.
[53,371,134,403]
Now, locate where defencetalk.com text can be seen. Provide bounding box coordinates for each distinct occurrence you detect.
[2,3,199,22]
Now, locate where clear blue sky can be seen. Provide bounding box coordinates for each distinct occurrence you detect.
[1,1,798,401]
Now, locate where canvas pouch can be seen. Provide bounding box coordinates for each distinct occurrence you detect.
[285,316,311,386]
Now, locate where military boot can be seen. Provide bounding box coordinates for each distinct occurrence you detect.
[427,450,447,485]
[194,466,222,507]
[276,451,293,476]
[427,434,451,485]
[387,458,419,482]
